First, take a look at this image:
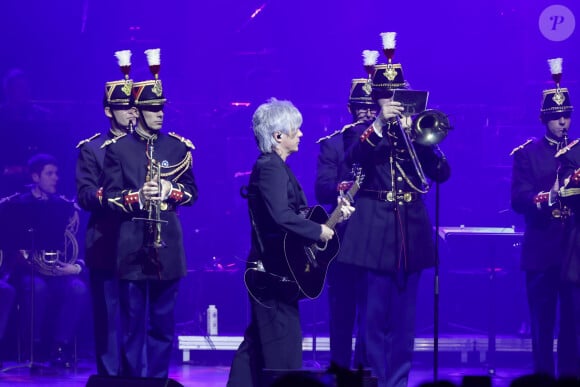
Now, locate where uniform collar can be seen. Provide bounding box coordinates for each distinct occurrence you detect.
[108,128,125,138]
[544,135,565,150]
[135,126,158,141]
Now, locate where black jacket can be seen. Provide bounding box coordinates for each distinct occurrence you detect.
[76,131,122,271]
[511,136,566,271]
[102,131,198,281]
[339,120,450,273]
[247,152,321,278]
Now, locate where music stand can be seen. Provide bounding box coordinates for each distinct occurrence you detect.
[0,197,73,372]
[438,226,523,376]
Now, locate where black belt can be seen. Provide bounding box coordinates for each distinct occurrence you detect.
[360,189,420,203]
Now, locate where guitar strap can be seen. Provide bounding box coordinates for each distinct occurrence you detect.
[248,202,266,263]
[241,161,304,305]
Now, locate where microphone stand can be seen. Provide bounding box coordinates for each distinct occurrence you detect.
[433,182,441,382]
[1,227,48,373]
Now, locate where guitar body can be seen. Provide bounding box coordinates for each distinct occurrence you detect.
[243,267,303,304]
[283,205,340,299]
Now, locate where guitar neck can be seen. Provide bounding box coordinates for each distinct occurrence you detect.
[326,182,361,228]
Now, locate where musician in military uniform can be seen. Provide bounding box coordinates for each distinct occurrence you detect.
[315,75,377,369]
[2,153,87,367]
[75,50,137,376]
[339,33,450,387]
[227,98,354,387]
[511,57,577,377]
[102,49,198,378]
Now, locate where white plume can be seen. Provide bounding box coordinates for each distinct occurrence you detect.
[114,50,132,67]
[144,48,161,66]
[362,50,380,66]
[547,57,563,75]
[380,32,397,49]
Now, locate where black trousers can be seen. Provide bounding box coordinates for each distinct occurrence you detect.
[119,278,180,378]
[227,294,302,387]
[89,269,120,376]
[327,261,367,369]
[365,270,420,387]
[526,267,577,377]
[16,272,88,357]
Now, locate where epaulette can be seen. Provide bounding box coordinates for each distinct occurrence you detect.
[315,120,363,144]
[555,139,580,158]
[75,133,101,148]
[509,139,533,156]
[58,194,75,204]
[100,133,127,149]
[0,192,20,204]
[316,129,341,144]
[169,132,196,150]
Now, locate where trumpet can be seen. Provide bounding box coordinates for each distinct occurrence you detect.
[132,141,167,249]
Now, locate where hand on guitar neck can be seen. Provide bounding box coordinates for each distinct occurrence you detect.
[319,196,356,241]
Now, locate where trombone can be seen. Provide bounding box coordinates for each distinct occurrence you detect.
[390,109,451,191]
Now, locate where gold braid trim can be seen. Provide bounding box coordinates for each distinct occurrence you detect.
[108,197,130,213]
[155,151,192,181]
[395,161,429,194]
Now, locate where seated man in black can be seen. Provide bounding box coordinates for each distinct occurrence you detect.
[1,153,88,367]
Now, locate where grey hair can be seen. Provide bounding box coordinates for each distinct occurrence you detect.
[252,97,303,153]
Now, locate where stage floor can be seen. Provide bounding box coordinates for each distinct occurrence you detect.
[0,362,533,387]
[0,339,537,387]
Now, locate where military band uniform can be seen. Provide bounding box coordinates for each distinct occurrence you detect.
[316,122,368,369]
[555,140,580,378]
[103,129,197,377]
[511,137,577,376]
[559,141,580,284]
[339,117,450,387]
[512,58,578,377]
[75,54,138,375]
[76,131,123,376]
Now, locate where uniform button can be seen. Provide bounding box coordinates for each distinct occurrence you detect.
[398,201,403,206]
[398,189,403,193]
[397,177,403,182]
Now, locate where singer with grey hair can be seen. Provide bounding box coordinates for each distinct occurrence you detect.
[227,97,354,386]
